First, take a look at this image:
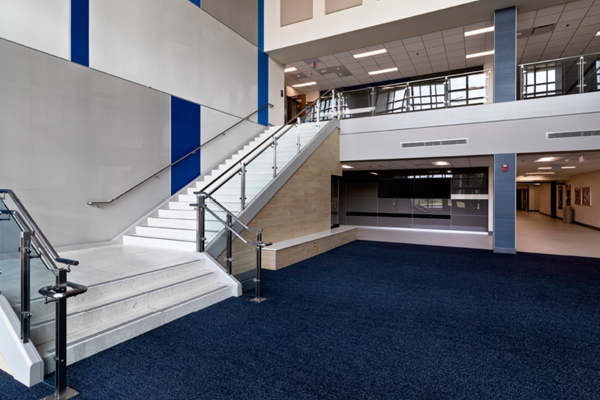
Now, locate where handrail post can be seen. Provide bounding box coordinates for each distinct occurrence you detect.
[240,164,246,210]
[370,88,376,116]
[444,77,449,108]
[297,118,302,154]
[20,231,31,344]
[579,55,585,94]
[519,65,525,100]
[272,137,278,178]
[316,99,320,129]
[196,193,205,252]
[331,89,336,119]
[226,215,233,275]
[44,269,79,400]
[251,232,266,303]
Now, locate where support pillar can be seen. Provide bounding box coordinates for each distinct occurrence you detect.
[494,154,517,254]
[494,6,517,103]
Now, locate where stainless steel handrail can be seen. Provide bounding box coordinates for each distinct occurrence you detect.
[87,103,273,207]
[201,206,269,247]
[342,69,492,94]
[0,189,78,269]
[201,89,334,195]
[192,191,260,233]
[518,51,600,67]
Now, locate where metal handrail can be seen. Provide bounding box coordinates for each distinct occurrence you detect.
[201,206,270,247]
[519,51,600,67]
[201,88,335,195]
[87,103,273,207]
[0,189,78,270]
[343,69,493,94]
[192,191,260,232]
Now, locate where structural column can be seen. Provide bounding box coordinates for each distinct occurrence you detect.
[494,154,516,254]
[494,6,517,103]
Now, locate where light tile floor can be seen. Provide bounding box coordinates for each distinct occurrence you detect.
[516,211,600,258]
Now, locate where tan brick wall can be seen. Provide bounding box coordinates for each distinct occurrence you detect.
[265,228,357,270]
[218,128,345,272]
[0,350,11,376]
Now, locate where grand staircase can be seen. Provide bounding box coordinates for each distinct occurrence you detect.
[123,122,321,251]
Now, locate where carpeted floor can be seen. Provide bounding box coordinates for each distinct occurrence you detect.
[2,240,600,399]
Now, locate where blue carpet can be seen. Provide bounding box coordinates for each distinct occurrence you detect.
[2,240,600,399]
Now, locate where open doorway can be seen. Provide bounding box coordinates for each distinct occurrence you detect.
[516,188,529,211]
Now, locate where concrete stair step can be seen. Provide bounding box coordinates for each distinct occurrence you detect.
[136,226,197,241]
[147,217,196,230]
[122,235,196,251]
[36,283,232,374]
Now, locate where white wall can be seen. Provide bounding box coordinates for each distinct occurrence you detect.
[264,0,479,52]
[340,92,600,162]
[89,0,258,118]
[569,170,600,229]
[269,58,285,126]
[0,0,70,60]
[0,39,171,247]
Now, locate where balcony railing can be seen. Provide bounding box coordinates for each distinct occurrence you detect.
[519,52,600,100]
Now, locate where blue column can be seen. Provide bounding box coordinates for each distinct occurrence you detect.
[189,0,201,6]
[494,154,516,254]
[171,97,201,195]
[71,0,90,67]
[494,7,517,103]
[257,0,269,126]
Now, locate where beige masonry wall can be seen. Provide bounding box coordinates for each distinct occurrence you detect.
[218,128,345,273]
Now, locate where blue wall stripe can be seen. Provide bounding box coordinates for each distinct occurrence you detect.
[494,7,517,103]
[258,50,269,126]
[71,0,89,67]
[190,0,201,7]
[171,97,201,195]
[494,154,516,253]
[258,0,264,50]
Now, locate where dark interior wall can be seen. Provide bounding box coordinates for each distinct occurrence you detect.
[341,168,489,232]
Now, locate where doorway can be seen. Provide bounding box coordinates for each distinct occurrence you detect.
[517,189,529,211]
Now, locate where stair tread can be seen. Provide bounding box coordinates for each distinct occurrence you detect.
[125,235,195,243]
[35,283,231,356]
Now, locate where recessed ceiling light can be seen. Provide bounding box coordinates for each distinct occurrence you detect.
[342,165,354,169]
[370,172,378,175]
[562,166,577,169]
[284,67,297,73]
[538,167,552,170]
[354,49,387,59]
[465,26,495,37]
[534,157,561,162]
[368,67,398,75]
[466,50,494,59]
[432,161,450,166]
[597,31,600,36]
[292,82,317,88]
[526,172,555,175]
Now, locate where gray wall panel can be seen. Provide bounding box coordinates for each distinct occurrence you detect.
[201,0,258,46]
[494,7,517,103]
[493,154,516,253]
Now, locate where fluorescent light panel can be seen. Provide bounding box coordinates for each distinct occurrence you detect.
[534,157,561,162]
[537,167,552,170]
[597,31,600,36]
[465,26,495,37]
[354,49,387,59]
[562,166,577,169]
[370,172,379,175]
[466,50,494,59]
[292,82,317,88]
[432,161,450,166]
[526,172,555,175]
[368,67,398,75]
[284,67,297,73]
[342,165,354,169]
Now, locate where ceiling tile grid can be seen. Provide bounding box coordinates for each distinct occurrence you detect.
[284,1,600,94]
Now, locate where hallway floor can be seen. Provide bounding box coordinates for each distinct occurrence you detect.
[517,211,600,258]
[2,241,600,399]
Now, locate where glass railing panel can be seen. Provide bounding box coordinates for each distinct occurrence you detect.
[410,80,445,111]
[244,139,276,206]
[583,53,600,94]
[275,126,301,169]
[0,197,56,346]
[521,57,580,99]
[0,198,23,312]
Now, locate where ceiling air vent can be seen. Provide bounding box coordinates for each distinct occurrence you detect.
[547,130,600,139]
[401,138,468,148]
[531,24,554,35]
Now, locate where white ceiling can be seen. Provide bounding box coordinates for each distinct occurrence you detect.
[341,156,493,171]
[286,0,600,94]
[517,150,600,181]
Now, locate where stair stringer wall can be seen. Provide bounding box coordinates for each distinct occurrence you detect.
[205,120,341,266]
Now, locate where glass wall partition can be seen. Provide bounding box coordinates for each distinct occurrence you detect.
[340,168,489,232]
